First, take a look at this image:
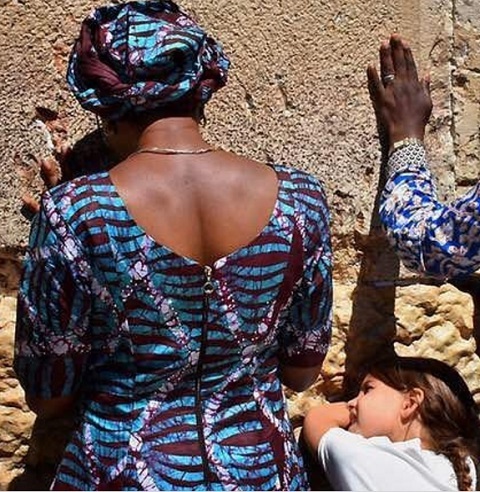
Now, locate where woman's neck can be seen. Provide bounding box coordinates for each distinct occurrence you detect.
[137,117,208,150]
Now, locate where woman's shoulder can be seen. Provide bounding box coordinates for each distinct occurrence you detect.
[48,171,112,200]
[41,171,114,228]
[272,164,329,223]
[271,163,325,190]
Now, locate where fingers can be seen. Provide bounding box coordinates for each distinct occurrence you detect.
[390,34,407,77]
[39,158,60,189]
[56,143,72,165]
[20,155,61,221]
[21,194,40,220]
[403,41,418,80]
[383,35,419,82]
[367,64,384,107]
[380,41,395,84]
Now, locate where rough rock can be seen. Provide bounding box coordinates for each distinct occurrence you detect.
[0,0,479,489]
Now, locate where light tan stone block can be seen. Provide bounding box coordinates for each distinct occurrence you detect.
[0,0,479,489]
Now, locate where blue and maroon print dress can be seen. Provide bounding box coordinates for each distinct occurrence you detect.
[15,164,332,490]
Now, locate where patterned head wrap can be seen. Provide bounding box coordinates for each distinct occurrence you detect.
[67,0,230,120]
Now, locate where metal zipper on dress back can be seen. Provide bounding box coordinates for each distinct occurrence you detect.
[195,265,215,484]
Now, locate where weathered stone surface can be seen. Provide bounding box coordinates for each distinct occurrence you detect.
[452,21,480,187]
[394,284,480,400]
[0,289,36,487]
[1,0,480,490]
[0,0,456,253]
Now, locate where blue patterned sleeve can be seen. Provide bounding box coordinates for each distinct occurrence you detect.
[278,175,333,367]
[380,144,480,278]
[14,192,92,399]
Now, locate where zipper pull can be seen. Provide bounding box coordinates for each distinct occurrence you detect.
[203,265,215,295]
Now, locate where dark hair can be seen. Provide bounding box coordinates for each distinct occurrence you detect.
[118,99,206,126]
[366,358,480,491]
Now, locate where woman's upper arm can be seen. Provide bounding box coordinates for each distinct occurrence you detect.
[277,175,333,389]
[14,191,93,407]
[278,363,323,393]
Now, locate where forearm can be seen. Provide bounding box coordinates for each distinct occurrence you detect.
[380,144,436,271]
[303,402,350,456]
[380,144,480,277]
[26,395,76,419]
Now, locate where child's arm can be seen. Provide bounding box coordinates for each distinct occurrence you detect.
[303,402,351,456]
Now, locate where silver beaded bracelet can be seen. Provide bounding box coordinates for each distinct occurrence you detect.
[386,138,427,180]
[388,137,425,157]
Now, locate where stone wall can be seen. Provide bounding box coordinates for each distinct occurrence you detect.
[0,0,479,489]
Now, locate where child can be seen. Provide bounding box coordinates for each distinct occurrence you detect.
[303,356,480,491]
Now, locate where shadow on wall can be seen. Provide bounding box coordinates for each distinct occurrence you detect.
[342,133,480,396]
[342,131,399,397]
[449,275,480,357]
[8,415,76,491]
[53,129,117,182]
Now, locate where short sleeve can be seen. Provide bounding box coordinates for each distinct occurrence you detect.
[14,192,92,399]
[319,428,385,490]
[319,428,459,491]
[278,175,333,367]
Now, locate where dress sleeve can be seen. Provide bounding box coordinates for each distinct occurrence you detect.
[380,143,480,278]
[277,176,333,367]
[14,191,92,399]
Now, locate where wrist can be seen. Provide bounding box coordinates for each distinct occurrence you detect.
[389,128,425,145]
[324,402,351,428]
[388,137,425,157]
[385,138,428,180]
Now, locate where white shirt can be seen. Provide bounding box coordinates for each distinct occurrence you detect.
[318,428,476,491]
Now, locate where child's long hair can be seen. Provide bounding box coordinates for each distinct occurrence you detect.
[367,358,480,491]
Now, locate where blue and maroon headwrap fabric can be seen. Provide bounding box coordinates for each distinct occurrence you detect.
[67,0,230,120]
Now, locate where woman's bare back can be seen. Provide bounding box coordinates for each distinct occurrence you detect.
[109,150,279,266]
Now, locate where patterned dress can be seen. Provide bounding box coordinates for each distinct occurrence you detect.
[380,142,480,278]
[14,164,333,491]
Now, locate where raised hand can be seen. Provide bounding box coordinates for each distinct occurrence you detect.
[20,145,70,218]
[367,34,432,149]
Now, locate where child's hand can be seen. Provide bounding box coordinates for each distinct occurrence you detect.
[303,402,352,457]
[329,402,351,428]
[20,146,70,219]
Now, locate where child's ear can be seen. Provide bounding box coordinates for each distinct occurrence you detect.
[401,388,425,420]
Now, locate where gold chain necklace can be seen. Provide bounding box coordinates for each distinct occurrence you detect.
[131,146,214,156]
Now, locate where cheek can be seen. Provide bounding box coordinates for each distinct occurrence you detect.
[356,402,394,437]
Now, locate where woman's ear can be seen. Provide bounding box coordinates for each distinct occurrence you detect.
[401,388,425,420]
[103,119,118,136]
[101,119,141,160]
